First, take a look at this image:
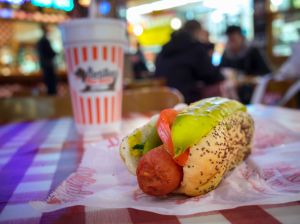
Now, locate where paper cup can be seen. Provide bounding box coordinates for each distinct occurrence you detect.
[60,18,126,137]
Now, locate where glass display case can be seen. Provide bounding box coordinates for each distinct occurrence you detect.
[267,0,300,66]
[0,20,65,76]
[271,11,300,57]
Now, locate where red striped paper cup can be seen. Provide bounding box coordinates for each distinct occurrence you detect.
[60,19,126,137]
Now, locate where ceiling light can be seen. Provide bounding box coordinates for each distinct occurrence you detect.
[133,24,144,36]
[127,0,203,19]
[170,17,182,30]
[79,0,91,7]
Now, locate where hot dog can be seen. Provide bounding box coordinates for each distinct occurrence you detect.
[136,145,182,196]
[120,97,254,196]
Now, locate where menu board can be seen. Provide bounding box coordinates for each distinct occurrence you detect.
[31,0,74,11]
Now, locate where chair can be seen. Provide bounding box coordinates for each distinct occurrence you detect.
[122,87,184,114]
[279,80,300,107]
[251,77,299,108]
[0,87,184,123]
[124,78,166,89]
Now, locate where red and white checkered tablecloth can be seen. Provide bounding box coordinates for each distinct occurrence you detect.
[1,106,300,224]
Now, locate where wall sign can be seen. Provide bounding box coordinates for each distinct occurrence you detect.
[31,0,74,12]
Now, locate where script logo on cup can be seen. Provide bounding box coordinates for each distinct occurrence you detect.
[75,66,118,92]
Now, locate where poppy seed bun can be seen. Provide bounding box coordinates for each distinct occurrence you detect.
[176,110,254,196]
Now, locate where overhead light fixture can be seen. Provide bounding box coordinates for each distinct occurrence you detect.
[31,0,74,11]
[78,0,91,7]
[133,24,144,36]
[170,17,182,30]
[270,0,284,7]
[127,0,203,21]
[99,0,111,15]
[203,0,243,13]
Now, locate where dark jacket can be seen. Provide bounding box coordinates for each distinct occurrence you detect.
[155,31,224,103]
[220,45,270,75]
[37,35,57,95]
[37,36,56,68]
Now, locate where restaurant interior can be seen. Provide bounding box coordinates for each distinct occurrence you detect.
[0,0,299,118]
[0,0,300,223]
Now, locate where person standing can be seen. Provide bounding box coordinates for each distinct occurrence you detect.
[155,20,224,103]
[37,25,57,95]
[132,42,149,79]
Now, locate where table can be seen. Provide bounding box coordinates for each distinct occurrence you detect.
[0,71,68,98]
[1,105,300,224]
[124,78,166,90]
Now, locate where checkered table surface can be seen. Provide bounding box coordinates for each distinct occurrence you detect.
[1,106,300,224]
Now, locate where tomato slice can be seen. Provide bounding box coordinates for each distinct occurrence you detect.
[175,149,190,166]
[157,109,177,156]
[157,109,189,166]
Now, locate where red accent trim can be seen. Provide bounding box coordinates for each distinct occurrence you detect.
[87,97,93,124]
[85,77,114,85]
[80,97,86,124]
[104,97,108,123]
[41,205,85,223]
[96,97,101,124]
[74,48,79,65]
[74,91,81,124]
[111,95,115,122]
[220,206,281,224]
[128,208,181,224]
[82,47,88,62]
[112,46,116,63]
[92,46,98,60]
[90,208,133,223]
[117,91,122,121]
[103,46,107,61]
[115,93,118,121]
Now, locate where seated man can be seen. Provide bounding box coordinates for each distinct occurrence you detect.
[220,25,271,104]
[220,25,270,76]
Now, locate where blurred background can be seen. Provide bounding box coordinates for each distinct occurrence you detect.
[0,0,300,120]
